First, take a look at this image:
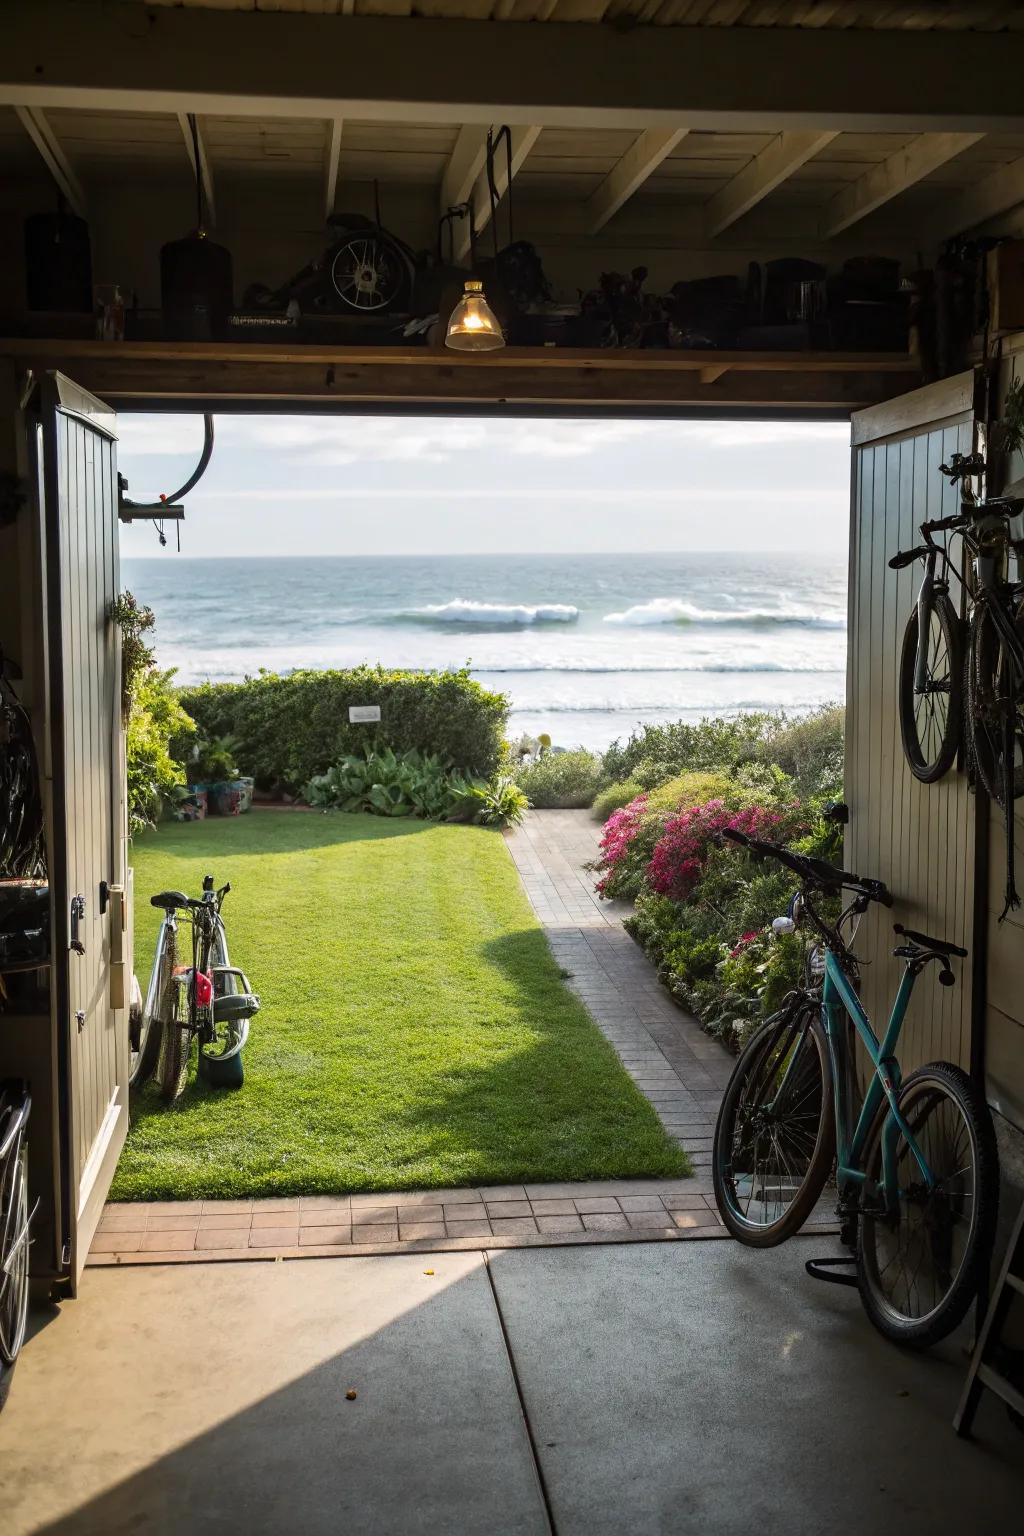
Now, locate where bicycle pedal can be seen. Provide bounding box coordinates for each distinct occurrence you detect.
[805,1256,859,1289]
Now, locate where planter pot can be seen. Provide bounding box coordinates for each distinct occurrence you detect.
[236,776,255,814]
[174,787,208,822]
[208,779,246,816]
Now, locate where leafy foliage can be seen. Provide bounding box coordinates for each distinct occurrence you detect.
[183,735,240,785]
[178,666,508,793]
[591,777,644,823]
[306,748,526,827]
[594,708,846,1050]
[126,669,194,835]
[109,591,156,724]
[514,748,602,808]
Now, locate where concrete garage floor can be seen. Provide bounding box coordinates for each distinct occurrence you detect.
[3,1242,1022,1535]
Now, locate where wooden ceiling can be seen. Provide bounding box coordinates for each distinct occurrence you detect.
[133,0,1024,31]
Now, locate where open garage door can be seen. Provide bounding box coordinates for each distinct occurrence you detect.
[39,374,128,1288]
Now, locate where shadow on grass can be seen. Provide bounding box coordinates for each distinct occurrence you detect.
[371,926,688,1185]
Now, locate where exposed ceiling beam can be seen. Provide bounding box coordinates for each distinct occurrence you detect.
[177,111,217,226]
[455,125,542,264]
[706,129,838,238]
[587,128,687,234]
[324,115,344,220]
[929,154,1024,240]
[440,125,489,217]
[14,104,86,216]
[6,7,1024,133]
[822,130,984,238]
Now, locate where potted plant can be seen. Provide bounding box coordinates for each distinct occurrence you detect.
[186,736,251,816]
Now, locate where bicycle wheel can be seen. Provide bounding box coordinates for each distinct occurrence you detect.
[0,1137,29,1411]
[155,965,193,1103]
[857,1062,998,1349]
[966,600,1024,805]
[897,595,963,783]
[712,1001,835,1247]
[128,931,174,1089]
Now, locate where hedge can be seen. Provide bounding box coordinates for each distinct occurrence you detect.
[177,667,509,792]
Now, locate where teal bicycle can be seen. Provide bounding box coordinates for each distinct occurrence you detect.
[712,821,998,1349]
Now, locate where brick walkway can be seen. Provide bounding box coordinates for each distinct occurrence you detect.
[505,809,734,1172]
[93,810,750,1267]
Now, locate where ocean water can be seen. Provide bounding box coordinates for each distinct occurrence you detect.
[122,552,847,752]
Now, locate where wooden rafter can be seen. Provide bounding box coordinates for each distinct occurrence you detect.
[705,129,838,238]
[14,104,86,216]
[823,131,984,237]
[930,153,1024,238]
[455,125,541,264]
[587,128,688,234]
[440,124,489,218]
[324,115,344,220]
[177,111,217,226]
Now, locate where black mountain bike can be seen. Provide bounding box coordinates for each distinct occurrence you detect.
[893,453,1024,905]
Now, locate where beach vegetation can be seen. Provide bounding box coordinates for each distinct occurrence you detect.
[514,747,602,808]
[593,706,846,1048]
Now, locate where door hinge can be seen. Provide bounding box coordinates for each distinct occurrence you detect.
[75,1009,86,1033]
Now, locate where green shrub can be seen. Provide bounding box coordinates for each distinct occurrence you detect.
[643,770,736,816]
[755,704,845,799]
[515,749,601,808]
[450,775,528,828]
[591,778,644,822]
[178,666,508,793]
[600,713,777,787]
[126,669,194,834]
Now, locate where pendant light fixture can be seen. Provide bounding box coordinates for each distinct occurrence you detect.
[445,279,505,351]
[444,126,509,352]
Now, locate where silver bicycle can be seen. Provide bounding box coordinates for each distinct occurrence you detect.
[131,874,259,1101]
[0,1083,31,1411]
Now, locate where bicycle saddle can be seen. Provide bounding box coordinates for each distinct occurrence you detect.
[893,922,967,958]
[150,890,189,912]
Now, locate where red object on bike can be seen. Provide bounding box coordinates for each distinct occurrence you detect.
[194,971,213,1008]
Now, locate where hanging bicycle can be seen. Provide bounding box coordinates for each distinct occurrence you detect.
[892,452,1024,910]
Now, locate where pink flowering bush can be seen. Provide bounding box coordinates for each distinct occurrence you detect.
[594,793,649,898]
[647,801,784,903]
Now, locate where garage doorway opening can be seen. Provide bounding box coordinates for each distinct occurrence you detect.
[117,412,851,756]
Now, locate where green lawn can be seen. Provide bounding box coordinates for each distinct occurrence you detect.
[114,811,688,1199]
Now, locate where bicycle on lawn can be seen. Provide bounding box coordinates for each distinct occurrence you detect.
[893,451,1024,906]
[131,875,259,1101]
[712,821,998,1349]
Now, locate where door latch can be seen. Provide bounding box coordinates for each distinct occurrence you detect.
[70,893,86,955]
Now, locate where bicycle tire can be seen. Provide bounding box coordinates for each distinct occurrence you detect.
[897,595,963,783]
[965,599,1024,804]
[712,1001,835,1248]
[155,964,192,1103]
[857,1062,998,1350]
[0,1143,29,1412]
[128,932,173,1089]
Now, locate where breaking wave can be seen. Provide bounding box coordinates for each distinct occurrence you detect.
[602,597,845,629]
[399,599,580,626]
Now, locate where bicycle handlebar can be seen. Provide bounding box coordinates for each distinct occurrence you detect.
[721,828,893,905]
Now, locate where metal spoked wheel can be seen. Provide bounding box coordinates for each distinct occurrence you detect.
[198,927,245,1090]
[712,1002,835,1248]
[966,600,1024,806]
[897,595,963,783]
[0,1139,30,1411]
[857,1063,998,1349]
[329,235,407,313]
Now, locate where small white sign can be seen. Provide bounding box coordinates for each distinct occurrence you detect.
[349,704,381,723]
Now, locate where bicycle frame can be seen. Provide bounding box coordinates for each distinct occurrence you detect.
[820,953,933,1213]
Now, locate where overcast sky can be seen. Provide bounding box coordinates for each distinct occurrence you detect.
[116,414,850,559]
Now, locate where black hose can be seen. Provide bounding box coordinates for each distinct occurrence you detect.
[119,414,214,512]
